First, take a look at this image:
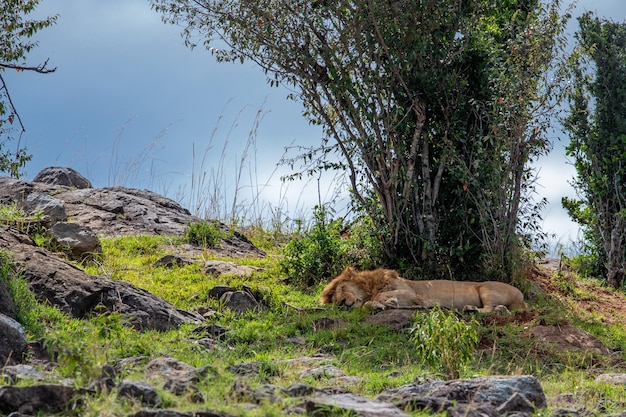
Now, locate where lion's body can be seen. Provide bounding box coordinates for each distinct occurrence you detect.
[320,267,528,312]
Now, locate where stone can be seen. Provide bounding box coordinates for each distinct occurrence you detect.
[305,393,408,417]
[154,254,193,268]
[22,192,67,223]
[145,357,213,397]
[377,375,546,413]
[0,313,27,365]
[0,384,80,415]
[528,325,611,356]
[595,373,626,385]
[0,276,16,318]
[32,166,92,189]
[204,260,261,277]
[118,380,160,407]
[0,226,202,331]
[220,290,265,315]
[48,221,102,260]
[363,309,415,330]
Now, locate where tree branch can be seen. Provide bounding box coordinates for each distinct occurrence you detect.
[0,58,57,74]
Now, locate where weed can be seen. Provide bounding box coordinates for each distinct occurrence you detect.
[411,306,480,379]
[279,205,348,287]
[185,220,224,248]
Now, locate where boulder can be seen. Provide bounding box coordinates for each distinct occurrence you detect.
[22,192,67,223]
[305,393,408,417]
[32,166,92,189]
[0,384,81,415]
[0,226,202,331]
[377,375,546,414]
[48,222,102,260]
[118,380,160,407]
[0,313,27,365]
[204,260,261,277]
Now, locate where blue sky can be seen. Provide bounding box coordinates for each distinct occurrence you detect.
[5,0,626,248]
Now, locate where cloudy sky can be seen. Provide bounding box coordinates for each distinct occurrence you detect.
[5,0,626,251]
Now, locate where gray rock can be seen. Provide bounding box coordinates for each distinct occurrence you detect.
[0,276,16,318]
[118,380,160,407]
[1,365,43,384]
[129,411,236,417]
[154,254,193,268]
[305,393,408,417]
[596,373,626,385]
[22,192,67,223]
[145,357,212,398]
[363,309,415,330]
[32,166,92,189]
[220,290,265,315]
[377,375,546,413]
[48,221,102,259]
[0,226,202,331]
[0,313,27,365]
[204,260,261,277]
[300,365,345,379]
[0,384,80,415]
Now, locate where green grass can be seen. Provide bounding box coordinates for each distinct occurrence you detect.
[2,232,626,416]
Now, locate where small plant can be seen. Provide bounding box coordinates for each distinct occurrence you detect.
[411,306,480,379]
[185,221,224,248]
[278,205,348,287]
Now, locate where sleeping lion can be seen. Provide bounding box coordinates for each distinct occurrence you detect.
[320,267,528,312]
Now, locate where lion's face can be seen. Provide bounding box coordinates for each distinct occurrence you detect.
[328,280,370,308]
[320,267,373,308]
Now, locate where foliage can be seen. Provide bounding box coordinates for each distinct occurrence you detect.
[185,220,224,248]
[0,1,56,177]
[278,205,348,287]
[151,0,570,281]
[563,12,626,288]
[410,306,480,379]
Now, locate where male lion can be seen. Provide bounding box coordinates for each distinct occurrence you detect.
[320,267,528,312]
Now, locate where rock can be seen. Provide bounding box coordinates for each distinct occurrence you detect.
[204,260,261,277]
[118,380,160,407]
[0,276,16,318]
[595,373,626,385]
[364,309,415,330]
[48,222,102,260]
[1,365,43,384]
[0,313,27,365]
[32,166,92,188]
[145,357,213,398]
[220,290,266,315]
[305,393,408,417]
[0,226,202,331]
[0,384,81,415]
[377,375,546,413]
[299,365,345,379]
[129,410,236,417]
[0,177,265,258]
[528,325,611,356]
[22,192,67,223]
[154,254,193,268]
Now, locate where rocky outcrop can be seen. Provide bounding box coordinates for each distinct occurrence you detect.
[0,226,201,331]
[32,166,92,188]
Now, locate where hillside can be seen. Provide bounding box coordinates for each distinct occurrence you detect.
[1,167,626,417]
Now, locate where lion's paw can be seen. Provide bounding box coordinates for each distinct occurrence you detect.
[363,300,388,310]
[463,305,479,312]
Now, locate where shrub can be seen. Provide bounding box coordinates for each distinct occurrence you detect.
[185,221,224,248]
[411,306,479,379]
[279,206,348,287]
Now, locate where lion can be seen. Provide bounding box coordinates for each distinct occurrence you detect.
[320,267,528,312]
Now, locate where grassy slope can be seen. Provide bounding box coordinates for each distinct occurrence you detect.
[6,233,626,416]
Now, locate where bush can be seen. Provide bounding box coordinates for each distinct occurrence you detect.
[279,206,348,287]
[411,306,479,379]
[185,221,224,248]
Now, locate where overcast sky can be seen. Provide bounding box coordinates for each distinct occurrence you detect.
[5,0,626,251]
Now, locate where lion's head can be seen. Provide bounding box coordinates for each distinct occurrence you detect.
[320,267,391,308]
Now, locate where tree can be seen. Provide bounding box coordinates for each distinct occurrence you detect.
[563,12,626,289]
[151,0,568,279]
[0,1,56,177]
